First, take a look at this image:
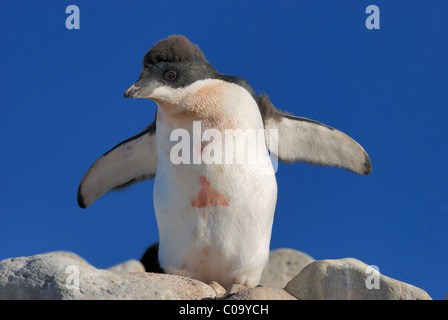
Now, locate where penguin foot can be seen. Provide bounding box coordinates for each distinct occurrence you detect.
[231,267,264,288]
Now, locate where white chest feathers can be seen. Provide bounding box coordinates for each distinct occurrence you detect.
[152,79,278,288]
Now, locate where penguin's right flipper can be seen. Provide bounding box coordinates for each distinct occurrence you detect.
[77,123,158,209]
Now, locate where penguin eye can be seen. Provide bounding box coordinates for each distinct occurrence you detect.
[164,70,177,81]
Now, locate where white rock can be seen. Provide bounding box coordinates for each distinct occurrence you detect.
[1,250,432,301]
[107,259,146,273]
[284,258,432,300]
[208,281,226,298]
[0,252,183,300]
[259,248,314,288]
[138,273,216,300]
[226,287,296,300]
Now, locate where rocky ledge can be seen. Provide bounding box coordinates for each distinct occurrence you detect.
[0,248,431,300]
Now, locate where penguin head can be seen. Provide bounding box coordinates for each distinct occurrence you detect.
[124,35,217,107]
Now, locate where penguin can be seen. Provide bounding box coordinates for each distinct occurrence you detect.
[77,35,371,289]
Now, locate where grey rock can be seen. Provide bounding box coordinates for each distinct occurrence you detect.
[0,252,215,300]
[208,281,226,298]
[107,259,146,273]
[259,248,314,288]
[227,286,296,300]
[43,251,91,265]
[284,258,432,300]
[222,283,247,299]
[138,273,216,300]
[1,250,432,300]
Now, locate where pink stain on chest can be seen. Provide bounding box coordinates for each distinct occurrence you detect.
[191,176,229,208]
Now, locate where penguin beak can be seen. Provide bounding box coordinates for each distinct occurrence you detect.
[124,70,158,99]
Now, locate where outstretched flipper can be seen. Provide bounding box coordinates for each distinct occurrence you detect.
[77,122,158,208]
[260,95,371,175]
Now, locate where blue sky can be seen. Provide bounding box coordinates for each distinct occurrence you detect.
[1,1,447,299]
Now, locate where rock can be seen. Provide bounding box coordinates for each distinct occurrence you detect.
[0,252,214,300]
[284,258,432,300]
[259,248,314,288]
[107,259,146,273]
[0,250,432,300]
[222,284,247,299]
[43,251,91,265]
[70,269,181,300]
[208,281,226,298]
[227,287,296,300]
[138,273,216,300]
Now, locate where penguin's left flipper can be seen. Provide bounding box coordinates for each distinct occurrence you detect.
[262,97,371,176]
[77,123,158,209]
